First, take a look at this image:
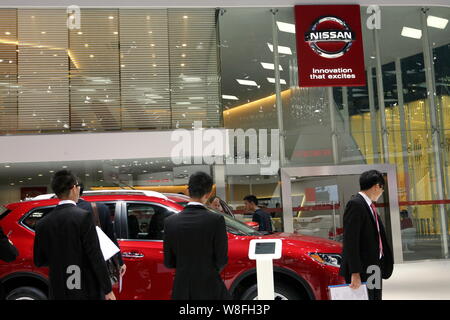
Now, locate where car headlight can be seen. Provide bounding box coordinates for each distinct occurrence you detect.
[309,253,342,267]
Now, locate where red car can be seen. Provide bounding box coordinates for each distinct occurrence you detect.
[0,190,345,300]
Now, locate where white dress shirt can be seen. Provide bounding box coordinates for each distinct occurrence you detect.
[58,200,77,206]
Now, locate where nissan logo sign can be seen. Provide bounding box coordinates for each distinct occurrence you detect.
[305,16,355,59]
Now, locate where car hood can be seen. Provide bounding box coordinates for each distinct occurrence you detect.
[258,232,343,254]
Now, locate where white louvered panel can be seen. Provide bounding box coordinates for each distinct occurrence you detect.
[0,9,18,132]
[18,9,69,131]
[119,9,171,130]
[168,9,221,129]
[69,9,121,131]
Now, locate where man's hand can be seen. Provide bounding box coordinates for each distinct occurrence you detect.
[349,273,361,289]
[105,291,116,300]
[120,264,127,277]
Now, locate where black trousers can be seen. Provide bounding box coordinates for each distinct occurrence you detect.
[367,279,383,300]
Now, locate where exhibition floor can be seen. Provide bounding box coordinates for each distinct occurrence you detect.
[383,260,450,300]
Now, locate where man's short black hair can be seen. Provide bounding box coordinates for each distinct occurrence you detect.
[243,195,258,206]
[359,170,385,191]
[51,170,78,198]
[188,172,213,199]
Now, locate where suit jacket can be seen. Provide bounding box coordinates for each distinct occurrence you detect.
[0,226,18,262]
[252,208,273,232]
[339,194,394,283]
[33,204,112,300]
[77,199,123,265]
[163,205,230,300]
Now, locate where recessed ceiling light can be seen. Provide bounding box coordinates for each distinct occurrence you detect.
[182,43,187,47]
[267,43,292,55]
[427,15,448,29]
[113,31,118,35]
[89,55,94,58]
[181,54,186,58]
[98,170,103,173]
[267,77,287,85]
[176,102,191,105]
[38,174,43,177]
[260,62,283,71]
[28,178,32,180]
[77,31,83,35]
[62,166,67,168]
[222,95,239,100]
[183,15,188,19]
[180,63,185,67]
[108,16,114,20]
[41,31,46,34]
[401,27,422,39]
[5,32,11,35]
[276,21,296,34]
[236,79,258,86]
[84,44,89,48]
[49,170,54,173]
[4,165,10,168]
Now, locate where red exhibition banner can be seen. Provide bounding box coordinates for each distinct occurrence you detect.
[294,5,366,87]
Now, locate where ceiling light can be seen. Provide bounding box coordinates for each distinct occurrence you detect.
[113,31,118,35]
[180,63,185,67]
[4,165,10,168]
[148,31,153,34]
[260,62,283,71]
[427,15,448,29]
[77,31,83,35]
[176,102,191,105]
[108,16,114,20]
[267,77,287,85]
[222,95,239,100]
[89,55,94,58]
[41,31,46,34]
[182,43,187,47]
[38,174,43,177]
[183,15,188,19]
[5,32,11,35]
[267,43,292,55]
[181,54,186,58]
[276,21,296,34]
[49,170,54,173]
[62,166,67,169]
[236,79,258,86]
[188,97,204,100]
[401,27,422,39]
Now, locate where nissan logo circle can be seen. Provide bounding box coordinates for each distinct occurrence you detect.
[304,16,355,59]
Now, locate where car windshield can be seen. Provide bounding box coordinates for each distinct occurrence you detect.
[205,207,262,236]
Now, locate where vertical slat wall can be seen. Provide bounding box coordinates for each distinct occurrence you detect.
[119,9,171,129]
[168,9,220,129]
[0,8,220,133]
[69,9,121,131]
[0,9,18,132]
[18,9,69,131]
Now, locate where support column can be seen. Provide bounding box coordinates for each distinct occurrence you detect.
[328,87,339,165]
[421,7,448,258]
[213,164,226,200]
[373,29,390,163]
[367,67,380,163]
[395,58,413,214]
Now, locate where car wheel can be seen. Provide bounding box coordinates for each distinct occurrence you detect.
[6,286,48,300]
[240,283,302,300]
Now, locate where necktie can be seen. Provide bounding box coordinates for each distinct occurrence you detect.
[370,203,383,259]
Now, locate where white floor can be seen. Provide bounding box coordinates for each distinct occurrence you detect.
[383,260,450,300]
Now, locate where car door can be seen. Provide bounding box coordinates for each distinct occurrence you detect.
[117,201,176,300]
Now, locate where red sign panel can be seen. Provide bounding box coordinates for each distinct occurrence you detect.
[295,5,366,87]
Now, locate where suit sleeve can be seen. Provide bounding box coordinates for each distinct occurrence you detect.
[0,227,18,263]
[80,210,112,295]
[98,203,123,266]
[33,222,47,267]
[342,201,364,274]
[213,215,228,273]
[163,219,176,269]
[252,212,260,224]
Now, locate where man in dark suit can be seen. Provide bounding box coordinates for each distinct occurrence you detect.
[339,170,394,300]
[77,184,126,277]
[0,226,18,262]
[163,171,230,300]
[33,170,115,300]
[243,195,273,232]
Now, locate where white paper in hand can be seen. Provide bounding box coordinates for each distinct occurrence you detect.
[329,284,369,300]
[95,226,120,261]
